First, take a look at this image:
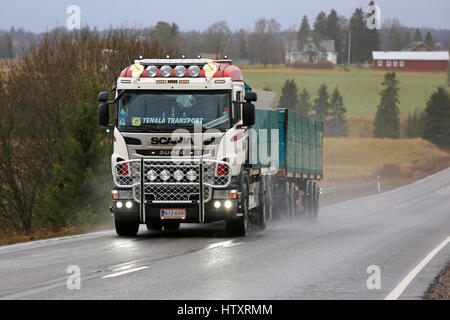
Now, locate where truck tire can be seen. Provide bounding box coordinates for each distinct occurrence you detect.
[115,219,139,236]
[313,182,320,219]
[289,181,296,220]
[146,218,162,231]
[304,180,312,217]
[163,221,181,230]
[282,181,291,219]
[256,176,269,230]
[226,181,249,236]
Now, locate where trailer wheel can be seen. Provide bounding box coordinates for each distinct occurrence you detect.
[289,181,296,220]
[226,181,249,236]
[309,182,319,220]
[304,180,312,216]
[115,219,139,236]
[313,182,320,219]
[146,218,162,231]
[282,181,291,219]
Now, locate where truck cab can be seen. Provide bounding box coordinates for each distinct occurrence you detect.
[99,58,258,236]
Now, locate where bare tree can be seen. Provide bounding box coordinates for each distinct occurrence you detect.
[248,18,282,67]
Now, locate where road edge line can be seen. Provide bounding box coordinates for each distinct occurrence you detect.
[384,236,450,300]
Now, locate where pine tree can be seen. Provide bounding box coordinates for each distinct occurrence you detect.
[373,72,401,138]
[424,32,435,49]
[422,87,450,148]
[349,8,367,63]
[405,109,423,138]
[279,79,299,110]
[313,84,330,121]
[390,29,404,51]
[403,30,411,47]
[413,29,423,42]
[313,11,328,38]
[297,15,311,49]
[297,88,312,116]
[326,87,348,137]
[326,9,341,59]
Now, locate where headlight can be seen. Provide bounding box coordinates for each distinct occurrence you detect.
[173,169,184,181]
[174,65,186,78]
[146,65,158,77]
[160,65,172,78]
[147,169,157,181]
[160,169,170,181]
[186,169,197,181]
[188,65,200,77]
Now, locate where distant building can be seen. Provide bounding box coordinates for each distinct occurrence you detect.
[372,51,449,71]
[402,41,432,52]
[285,38,337,65]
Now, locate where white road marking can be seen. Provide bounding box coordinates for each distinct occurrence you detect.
[205,240,243,249]
[102,266,148,279]
[385,236,450,300]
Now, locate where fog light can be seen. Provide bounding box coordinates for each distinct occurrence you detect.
[173,169,184,181]
[224,201,232,209]
[116,201,123,209]
[214,201,221,208]
[160,169,170,181]
[125,201,133,209]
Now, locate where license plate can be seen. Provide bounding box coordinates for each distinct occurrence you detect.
[160,209,186,219]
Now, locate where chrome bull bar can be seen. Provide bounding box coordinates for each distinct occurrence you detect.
[113,158,231,223]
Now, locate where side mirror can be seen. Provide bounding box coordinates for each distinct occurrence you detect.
[242,102,255,127]
[244,91,257,102]
[98,102,109,126]
[98,91,108,103]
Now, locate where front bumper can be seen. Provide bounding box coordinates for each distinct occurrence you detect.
[112,197,239,223]
[112,158,237,223]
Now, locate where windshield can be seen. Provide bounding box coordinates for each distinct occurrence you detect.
[118,90,232,132]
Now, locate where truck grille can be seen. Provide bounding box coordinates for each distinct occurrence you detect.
[113,159,230,203]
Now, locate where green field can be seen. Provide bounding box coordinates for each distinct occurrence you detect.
[241,65,447,116]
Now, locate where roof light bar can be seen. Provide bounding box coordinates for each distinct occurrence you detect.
[160,65,172,78]
[188,65,200,78]
[146,65,158,77]
[174,65,186,78]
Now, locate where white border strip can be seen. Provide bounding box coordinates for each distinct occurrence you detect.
[385,236,450,300]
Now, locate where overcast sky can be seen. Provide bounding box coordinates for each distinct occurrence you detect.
[1,0,449,32]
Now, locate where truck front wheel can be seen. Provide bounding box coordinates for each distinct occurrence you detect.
[146,218,163,231]
[226,182,249,237]
[115,219,139,236]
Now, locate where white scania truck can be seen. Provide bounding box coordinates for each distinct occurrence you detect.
[98,58,323,236]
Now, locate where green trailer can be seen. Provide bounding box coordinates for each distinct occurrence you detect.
[247,107,322,220]
[249,108,323,179]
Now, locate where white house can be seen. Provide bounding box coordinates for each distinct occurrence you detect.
[285,38,337,65]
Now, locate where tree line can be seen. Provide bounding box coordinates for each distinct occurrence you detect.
[0,28,168,235]
[278,80,348,137]
[1,1,450,63]
[373,72,450,149]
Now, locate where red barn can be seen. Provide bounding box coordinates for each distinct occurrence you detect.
[372,51,449,71]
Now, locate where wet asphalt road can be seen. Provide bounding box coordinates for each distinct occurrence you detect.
[1,168,449,300]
